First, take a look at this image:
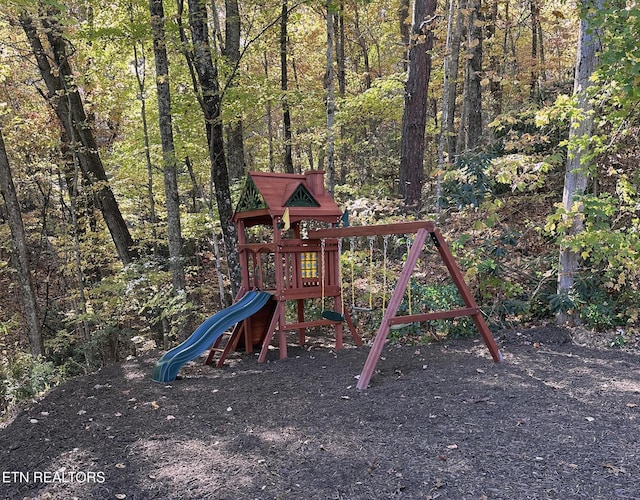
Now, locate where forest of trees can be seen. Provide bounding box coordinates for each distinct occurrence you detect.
[1,0,639,410]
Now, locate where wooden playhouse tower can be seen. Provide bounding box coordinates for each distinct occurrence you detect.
[206,170,361,366]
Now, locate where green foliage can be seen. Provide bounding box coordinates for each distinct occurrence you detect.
[592,1,640,124]
[545,176,640,328]
[488,154,554,193]
[1,352,59,415]
[440,152,496,208]
[392,283,474,341]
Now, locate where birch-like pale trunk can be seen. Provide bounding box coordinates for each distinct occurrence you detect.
[556,0,602,325]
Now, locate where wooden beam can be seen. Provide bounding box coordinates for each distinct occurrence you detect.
[309,221,436,239]
[388,307,480,324]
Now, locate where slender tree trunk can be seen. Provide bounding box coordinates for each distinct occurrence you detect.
[19,11,137,266]
[336,2,347,184]
[448,0,464,155]
[326,1,336,195]
[149,0,188,340]
[398,0,411,71]
[353,4,372,90]
[132,41,160,255]
[69,159,91,343]
[281,0,294,173]
[556,0,602,325]
[186,0,241,297]
[224,0,246,180]
[485,0,503,121]
[436,0,458,211]
[263,52,276,172]
[0,130,44,358]
[399,0,437,207]
[464,0,483,149]
[530,0,541,100]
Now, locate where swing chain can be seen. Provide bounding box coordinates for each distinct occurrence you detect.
[406,236,412,316]
[368,236,374,310]
[320,237,326,308]
[349,237,356,310]
[337,237,343,314]
[382,235,389,313]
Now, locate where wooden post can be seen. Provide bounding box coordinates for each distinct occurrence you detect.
[356,228,429,390]
[430,227,503,363]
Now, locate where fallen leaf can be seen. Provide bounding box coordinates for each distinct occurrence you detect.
[603,463,626,475]
[151,401,160,410]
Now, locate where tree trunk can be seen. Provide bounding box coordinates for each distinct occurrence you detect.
[187,0,241,297]
[353,3,372,90]
[336,2,348,185]
[224,0,246,181]
[530,0,542,100]
[263,52,276,172]
[556,0,603,325]
[399,0,437,207]
[131,40,160,255]
[0,129,44,358]
[19,11,137,266]
[398,0,411,71]
[447,0,464,155]
[149,0,188,339]
[436,0,458,210]
[464,0,483,150]
[325,0,336,195]
[281,0,294,173]
[485,0,503,121]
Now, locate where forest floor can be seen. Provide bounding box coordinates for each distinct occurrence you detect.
[1,325,640,500]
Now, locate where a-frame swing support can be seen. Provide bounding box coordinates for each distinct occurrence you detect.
[310,221,504,390]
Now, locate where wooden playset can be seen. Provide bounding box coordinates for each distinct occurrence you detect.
[205,170,503,389]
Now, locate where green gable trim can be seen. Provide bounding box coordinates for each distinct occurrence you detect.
[236,176,267,212]
[285,184,320,207]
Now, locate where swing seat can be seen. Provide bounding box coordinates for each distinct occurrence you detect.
[351,306,373,312]
[390,322,413,330]
[321,310,345,322]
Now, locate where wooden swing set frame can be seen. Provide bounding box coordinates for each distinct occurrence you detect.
[310,221,504,390]
[214,171,502,389]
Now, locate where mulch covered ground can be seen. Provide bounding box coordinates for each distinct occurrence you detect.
[1,325,639,499]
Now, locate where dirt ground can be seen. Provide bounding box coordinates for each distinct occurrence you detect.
[1,325,639,500]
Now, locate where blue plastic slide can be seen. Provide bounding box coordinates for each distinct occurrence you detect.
[152,290,272,383]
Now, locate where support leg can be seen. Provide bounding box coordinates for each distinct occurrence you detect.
[258,302,283,363]
[430,228,504,363]
[356,228,429,390]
